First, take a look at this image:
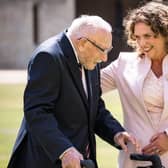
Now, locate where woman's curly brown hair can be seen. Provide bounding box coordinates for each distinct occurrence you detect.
[123,1,168,52]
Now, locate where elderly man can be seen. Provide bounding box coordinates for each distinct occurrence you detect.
[7,15,138,168]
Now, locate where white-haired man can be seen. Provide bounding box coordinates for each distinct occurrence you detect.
[7,15,138,168]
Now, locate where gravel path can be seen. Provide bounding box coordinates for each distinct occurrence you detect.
[0,70,27,84]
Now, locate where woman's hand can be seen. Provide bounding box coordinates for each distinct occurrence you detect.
[142,132,168,155]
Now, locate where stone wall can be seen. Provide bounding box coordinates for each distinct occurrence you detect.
[0,0,75,69]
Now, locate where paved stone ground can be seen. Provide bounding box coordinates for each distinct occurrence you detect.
[0,70,27,84]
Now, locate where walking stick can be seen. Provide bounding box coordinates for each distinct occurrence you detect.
[80,159,95,168]
[130,153,165,168]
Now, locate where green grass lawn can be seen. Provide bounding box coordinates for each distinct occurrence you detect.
[0,84,123,168]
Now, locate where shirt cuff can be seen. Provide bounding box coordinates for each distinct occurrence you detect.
[59,147,74,160]
[164,128,168,136]
[114,131,123,147]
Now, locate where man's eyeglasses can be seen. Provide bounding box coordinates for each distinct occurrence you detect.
[79,37,113,54]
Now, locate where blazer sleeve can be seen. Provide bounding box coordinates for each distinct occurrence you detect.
[95,66,125,147]
[100,57,119,93]
[24,52,73,163]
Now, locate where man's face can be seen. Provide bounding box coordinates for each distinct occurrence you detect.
[78,30,113,70]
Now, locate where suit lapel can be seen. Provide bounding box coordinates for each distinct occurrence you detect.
[123,55,157,128]
[85,70,93,108]
[161,55,168,121]
[136,56,168,129]
[123,55,151,102]
[136,57,159,128]
[136,56,151,100]
[67,59,89,108]
[85,68,99,122]
[59,33,89,108]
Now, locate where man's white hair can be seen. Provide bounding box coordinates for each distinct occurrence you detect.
[67,15,112,38]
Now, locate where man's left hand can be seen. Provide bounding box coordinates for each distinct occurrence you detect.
[114,131,141,152]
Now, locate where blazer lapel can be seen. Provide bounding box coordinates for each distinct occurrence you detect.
[85,68,98,122]
[136,56,151,100]
[136,56,168,130]
[122,54,150,100]
[85,70,93,108]
[67,59,89,108]
[161,55,168,121]
[136,56,160,128]
[123,55,158,128]
[59,33,89,108]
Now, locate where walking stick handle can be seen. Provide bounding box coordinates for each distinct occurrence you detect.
[80,159,95,168]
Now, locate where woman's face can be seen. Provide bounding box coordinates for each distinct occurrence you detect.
[133,22,166,60]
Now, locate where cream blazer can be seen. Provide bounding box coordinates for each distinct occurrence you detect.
[101,52,168,168]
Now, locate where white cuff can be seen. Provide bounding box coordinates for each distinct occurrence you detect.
[59,147,74,159]
[164,128,168,136]
[114,131,124,146]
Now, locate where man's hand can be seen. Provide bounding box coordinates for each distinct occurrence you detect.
[61,147,83,168]
[114,131,141,152]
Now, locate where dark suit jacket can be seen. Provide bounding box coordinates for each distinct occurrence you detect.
[7,32,125,168]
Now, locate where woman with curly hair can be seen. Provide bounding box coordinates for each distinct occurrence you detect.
[101,1,168,167]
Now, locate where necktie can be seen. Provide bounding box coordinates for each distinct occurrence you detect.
[78,63,82,69]
[86,143,90,158]
[79,65,88,97]
[78,64,89,157]
[78,63,82,78]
